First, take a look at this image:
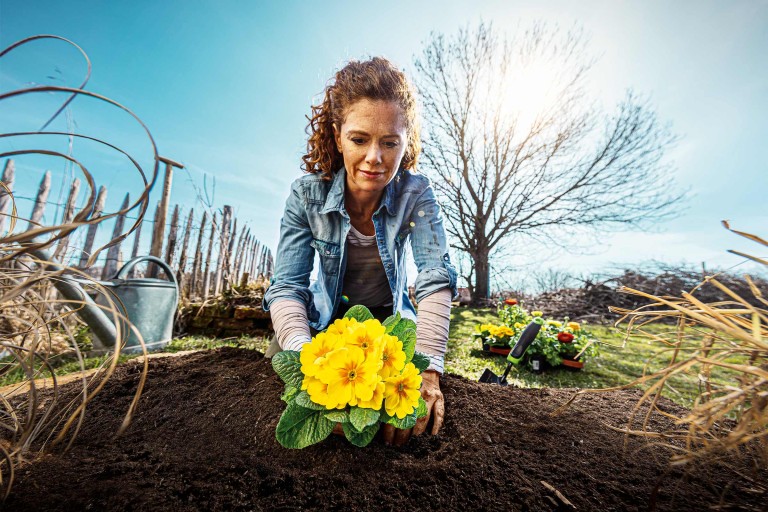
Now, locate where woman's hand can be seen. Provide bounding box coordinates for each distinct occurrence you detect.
[381,369,444,446]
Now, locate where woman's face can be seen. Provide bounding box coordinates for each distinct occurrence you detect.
[334,99,408,200]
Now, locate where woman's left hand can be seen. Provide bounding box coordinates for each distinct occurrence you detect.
[381,369,444,446]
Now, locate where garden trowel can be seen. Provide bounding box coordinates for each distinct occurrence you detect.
[478,321,542,386]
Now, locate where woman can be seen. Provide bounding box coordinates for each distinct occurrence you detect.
[263,57,457,446]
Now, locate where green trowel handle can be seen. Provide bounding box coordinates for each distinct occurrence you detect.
[507,322,542,364]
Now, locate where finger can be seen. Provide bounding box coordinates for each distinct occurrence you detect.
[412,400,433,436]
[381,423,395,445]
[431,395,445,435]
[393,427,411,447]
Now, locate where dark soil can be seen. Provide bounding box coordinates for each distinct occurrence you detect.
[5,348,766,511]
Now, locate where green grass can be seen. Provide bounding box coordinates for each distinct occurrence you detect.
[4,310,744,410]
[446,307,745,408]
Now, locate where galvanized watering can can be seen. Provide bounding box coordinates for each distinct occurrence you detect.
[90,255,178,353]
[30,248,179,354]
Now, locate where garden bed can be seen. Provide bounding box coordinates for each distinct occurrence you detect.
[5,347,765,511]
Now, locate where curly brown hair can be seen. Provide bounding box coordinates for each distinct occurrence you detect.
[302,57,421,180]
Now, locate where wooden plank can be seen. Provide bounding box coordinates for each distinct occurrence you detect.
[102,192,130,280]
[53,176,81,261]
[189,210,207,298]
[0,159,16,234]
[213,206,232,296]
[177,208,194,296]
[233,226,248,286]
[202,212,217,299]
[27,170,51,230]
[78,185,107,268]
[225,217,237,290]
[126,217,143,278]
[165,204,180,266]
[149,161,174,277]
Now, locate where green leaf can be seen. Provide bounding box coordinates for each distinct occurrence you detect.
[280,385,299,403]
[349,407,380,432]
[416,396,427,419]
[323,410,349,423]
[382,312,401,334]
[295,390,325,410]
[344,305,374,322]
[399,328,416,364]
[342,421,380,447]
[411,352,430,373]
[386,410,418,430]
[390,318,416,339]
[276,403,335,449]
[272,350,304,388]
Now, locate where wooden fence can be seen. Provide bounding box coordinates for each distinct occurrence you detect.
[0,158,273,301]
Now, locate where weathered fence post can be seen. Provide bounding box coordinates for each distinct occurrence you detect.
[176,208,194,297]
[213,206,232,295]
[102,193,129,280]
[226,217,237,290]
[202,212,217,299]
[126,216,143,278]
[78,185,107,269]
[190,210,207,298]
[27,171,51,230]
[0,159,16,234]
[165,204,180,268]
[53,177,81,261]
[149,156,184,277]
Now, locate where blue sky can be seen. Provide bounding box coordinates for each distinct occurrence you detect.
[1,0,767,286]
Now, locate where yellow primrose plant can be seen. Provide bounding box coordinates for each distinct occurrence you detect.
[271,305,429,449]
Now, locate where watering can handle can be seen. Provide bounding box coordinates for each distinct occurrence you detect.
[115,255,178,287]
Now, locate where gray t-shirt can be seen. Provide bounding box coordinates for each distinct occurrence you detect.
[342,225,393,307]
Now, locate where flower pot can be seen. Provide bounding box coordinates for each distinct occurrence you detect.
[488,346,511,356]
[561,358,584,370]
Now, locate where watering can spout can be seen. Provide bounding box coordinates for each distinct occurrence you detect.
[27,246,118,350]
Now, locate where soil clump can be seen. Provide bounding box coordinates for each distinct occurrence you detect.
[5,347,766,511]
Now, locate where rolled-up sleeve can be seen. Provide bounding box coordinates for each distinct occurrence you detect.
[263,180,315,311]
[410,185,458,303]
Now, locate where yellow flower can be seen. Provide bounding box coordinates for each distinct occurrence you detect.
[302,375,337,409]
[384,363,422,419]
[513,322,524,330]
[326,317,358,336]
[357,380,385,410]
[567,322,580,331]
[379,334,406,378]
[300,331,343,378]
[347,319,385,361]
[547,320,562,327]
[490,325,513,338]
[479,323,496,333]
[531,311,543,317]
[317,347,380,408]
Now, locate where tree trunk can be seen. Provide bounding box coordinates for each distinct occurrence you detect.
[471,249,491,305]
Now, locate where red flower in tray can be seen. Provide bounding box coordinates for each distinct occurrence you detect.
[557,332,574,343]
[504,298,518,305]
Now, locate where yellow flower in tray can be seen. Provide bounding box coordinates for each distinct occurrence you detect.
[567,322,580,331]
[317,346,380,408]
[384,363,422,419]
[300,331,343,378]
[379,335,406,378]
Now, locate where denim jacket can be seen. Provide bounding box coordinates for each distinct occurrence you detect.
[263,167,458,331]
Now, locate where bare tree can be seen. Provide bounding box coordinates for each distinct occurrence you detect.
[414,23,684,303]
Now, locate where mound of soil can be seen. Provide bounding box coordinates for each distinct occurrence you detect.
[5,348,766,511]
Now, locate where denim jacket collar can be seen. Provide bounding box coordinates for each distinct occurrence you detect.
[320,166,396,216]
